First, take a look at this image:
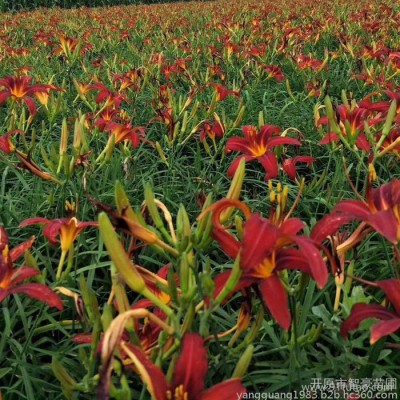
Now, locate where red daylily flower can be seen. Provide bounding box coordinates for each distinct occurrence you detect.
[295,55,325,72]
[341,279,400,344]
[305,81,322,98]
[208,199,328,330]
[264,65,285,82]
[162,64,175,80]
[388,52,400,73]
[113,68,143,92]
[34,84,65,108]
[359,90,400,124]
[106,332,246,400]
[14,150,61,184]
[149,52,166,66]
[173,57,192,72]
[282,156,315,180]
[0,75,56,115]
[311,178,400,245]
[90,82,126,108]
[72,267,175,357]
[207,64,225,81]
[318,104,371,152]
[15,66,31,75]
[19,216,98,253]
[155,84,174,107]
[153,106,177,139]
[211,83,240,101]
[360,44,389,61]
[73,306,166,358]
[132,263,176,308]
[162,58,193,81]
[0,130,24,154]
[376,128,400,159]
[5,46,30,58]
[226,125,301,181]
[74,80,92,98]
[220,37,240,57]
[54,36,79,57]
[0,226,63,310]
[91,57,103,68]
[34,32,53,47]
[198,120,224,142]
[248,45,265,58]
[92,108,122,131]
[353,70,392,90]
[104,122,146,147]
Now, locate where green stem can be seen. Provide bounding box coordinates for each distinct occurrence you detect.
[56,250,68,281]
[33,320,80,336]
[142,287,174,317]
[61,246,75,280]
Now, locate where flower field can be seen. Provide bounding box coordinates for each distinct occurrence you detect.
[0,0,400,398]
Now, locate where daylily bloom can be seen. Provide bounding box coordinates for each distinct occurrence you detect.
[318,104,371,152]
[0,75,55,115]
[14,150,61,184]
[73,79,93,99]
[90,82,126,108]
[359,90,400,124]
[173,57,192,72]
[149,52,166,66]
[222,39,240,57]
[226,125,301,181]
[6,47,30,57]
[15,66,31,76]
[0,226,63,310]
[295,54,325,72]
[133,263,176,308]
[375,128,400,159]
[34,84,65,108]
[282,156,315,180]
[198,119,224,142]
[20,209,98,280]
[162,58,193,82]
[305,81,322,98]
[105,332,246,400]
[54,36,80,58]
[207,64,226,81]
[264,64,285,82]
[154,107,176,139]
[353,70,392,90]
[341,279,400,344]
[113,68,143,92]
[34,32,53,47]
[92,108,122,131]
[361,44,389,60]
[162,64,175,80]
[248,45,266,58]
[104,122,146,147]
[0,130,24,154]
[155,84,174,107]
[73,306,166,358]
[207,199,328,330]
[311,178,400,245]
[388,52,400,73]
[19,215,98,254]
[211,83,240,101]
